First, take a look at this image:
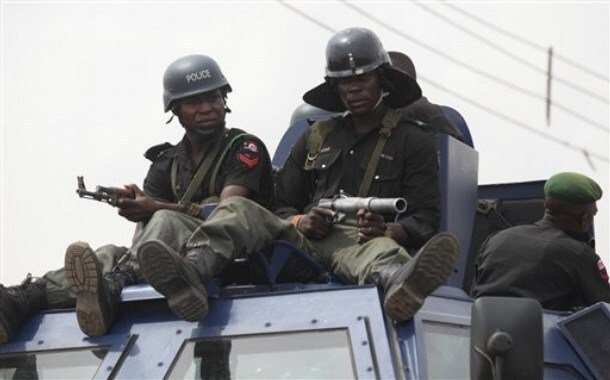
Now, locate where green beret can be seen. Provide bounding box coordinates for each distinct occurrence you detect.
[544,172,603,204]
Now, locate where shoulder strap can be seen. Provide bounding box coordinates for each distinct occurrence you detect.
[178,130,228,205]
[208,130,252,195]
[358,108,402,196]
[170,158,180,200]
[304,118,336,170]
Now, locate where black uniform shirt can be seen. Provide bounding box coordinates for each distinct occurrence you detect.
[275,109,440,250]
[143,128,273,208]
[471,215,610,311]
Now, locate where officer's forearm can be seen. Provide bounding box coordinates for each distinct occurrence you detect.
[153,200,184,214]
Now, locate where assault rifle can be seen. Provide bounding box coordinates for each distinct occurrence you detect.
[318,192,407,223]
[75,176,134,207]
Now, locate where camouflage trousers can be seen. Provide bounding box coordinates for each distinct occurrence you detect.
[187,196,411,285]
[43,210,203,308]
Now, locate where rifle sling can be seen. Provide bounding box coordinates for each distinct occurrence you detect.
[174,129,228,205]
[171,129,251,205]
[208,132,251,195]
[357,108,401,197]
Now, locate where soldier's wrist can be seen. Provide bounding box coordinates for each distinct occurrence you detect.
[291,214,305,230]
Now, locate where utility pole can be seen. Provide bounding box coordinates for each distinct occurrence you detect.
[546,47,553,125]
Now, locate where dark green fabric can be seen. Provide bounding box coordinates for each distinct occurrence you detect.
[471,215,610,310]
[275,108,440,250]
[358,108,401,196]
[304,119,336,171]
[544,172,602,204]
[145,129,274,209]
[187,197,410,285]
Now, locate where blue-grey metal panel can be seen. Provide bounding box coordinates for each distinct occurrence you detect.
[557,302,610,380]
[115,286,395,379]
[478,180,546,200]
[4,285,396,379]
[394,295,594,380]
[438,134,479,288]
[0,311,132,380]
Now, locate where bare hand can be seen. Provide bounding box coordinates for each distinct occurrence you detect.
[298,207,335,240]
[357,209,387,243]
[117,184,159,222]
[104,186,135,201]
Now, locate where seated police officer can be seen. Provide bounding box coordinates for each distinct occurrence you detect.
[472,172,610,311]
[0,54,273,343]
[135,27,460,323]
[387,50,466,144]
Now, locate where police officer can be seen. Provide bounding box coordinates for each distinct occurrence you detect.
[0,54,273,343]
[388,50,467,144]
[136,28,460,323]
[471,172,610,311]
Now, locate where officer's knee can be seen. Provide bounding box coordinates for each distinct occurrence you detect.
[363,237,408,258]
[218,195,257,209]
[147,209,184,227]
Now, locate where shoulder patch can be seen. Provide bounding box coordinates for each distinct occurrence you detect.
[144,142,173,162]
[236,139,261,169]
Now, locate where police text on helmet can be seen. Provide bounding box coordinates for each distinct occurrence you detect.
[185,69,212,83]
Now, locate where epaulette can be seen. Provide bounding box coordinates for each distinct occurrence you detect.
[401,116,429,129]
[144,142,174,162]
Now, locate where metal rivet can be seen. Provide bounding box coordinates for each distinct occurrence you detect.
[321,164,327,168]
[311,319,318,324]
[362,340,368,346]
[374,175,380,180]
[367,366,373,372]
[106,366,113,371]
[157,362,164,367]
[37,340,44,345]
[265,322,271,327]
[349,150,354,155]
[176,329,182,335]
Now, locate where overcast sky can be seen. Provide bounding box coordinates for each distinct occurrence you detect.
[1,1,608,285]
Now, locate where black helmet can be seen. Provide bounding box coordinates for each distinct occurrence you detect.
[325,27,390,78]
[303,27,421,112]
[163,54,232,112]
[388,51,417,80]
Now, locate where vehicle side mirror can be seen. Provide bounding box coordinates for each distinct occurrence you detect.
[470,297,543,380]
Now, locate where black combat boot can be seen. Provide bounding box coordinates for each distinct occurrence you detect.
[372,232,460,321]
[0,275,48,344]
[137,240,224,322]
[65,242,137,337]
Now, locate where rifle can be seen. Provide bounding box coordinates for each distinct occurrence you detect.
[76,176,134,207]
[318,192,407,223]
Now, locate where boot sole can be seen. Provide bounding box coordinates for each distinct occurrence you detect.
[65,242,112,336]
[138,241,208,321]
[384,233,459,321]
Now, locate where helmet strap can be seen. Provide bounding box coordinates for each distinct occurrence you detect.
[165,114,175,124]
[373,91,390,110]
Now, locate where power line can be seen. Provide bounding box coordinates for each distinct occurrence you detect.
[418,75,609,163]
[275,0,609,163]
[413,1,609,104]
[277,1,335,34]
[341,1,609,133]
[443,2,610,83]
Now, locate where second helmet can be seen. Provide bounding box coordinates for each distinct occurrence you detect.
[163,54,232,112]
